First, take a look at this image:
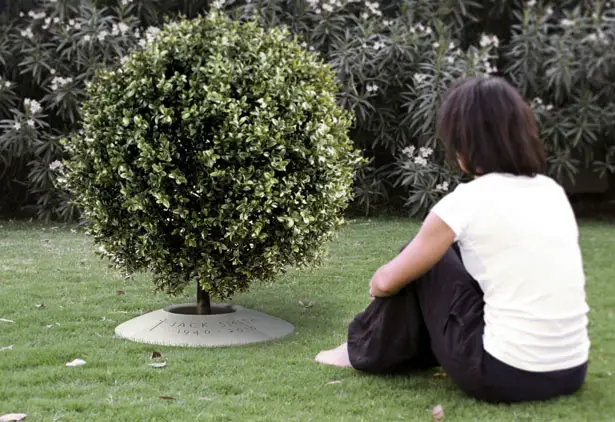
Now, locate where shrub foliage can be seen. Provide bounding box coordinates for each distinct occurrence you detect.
[62,13,362,298]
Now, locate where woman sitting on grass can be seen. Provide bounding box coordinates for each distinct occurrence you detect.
[315,76,590,404]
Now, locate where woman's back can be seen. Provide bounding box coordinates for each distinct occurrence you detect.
[433,172,590,372]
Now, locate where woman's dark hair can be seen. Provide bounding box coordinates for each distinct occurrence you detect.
[437,76,546,177]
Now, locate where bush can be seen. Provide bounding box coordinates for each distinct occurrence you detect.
[62,13,362,299]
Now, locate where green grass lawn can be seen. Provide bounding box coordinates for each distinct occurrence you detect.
[1,219,614,421]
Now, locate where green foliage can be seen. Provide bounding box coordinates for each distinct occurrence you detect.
[505,2,615,184]
[221,0,615,216]
[62,13,362,299]
[4,0,615,220]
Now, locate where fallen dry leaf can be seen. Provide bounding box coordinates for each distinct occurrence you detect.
[159,396,176,400]
[298,300,314,308]
[0,318,15,323]
[151,351,163,359]
[116,290,125,295]
[198,396,212,401]
[35,304,45,309]
[432,404,444,420]
[46,324,54,329]
[0,413,27,421]
[0,345,14,352]
[149,360,168,368]
[66,359,86,367]
[325,380,342,385]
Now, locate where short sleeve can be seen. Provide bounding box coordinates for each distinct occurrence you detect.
[431,183,474,241]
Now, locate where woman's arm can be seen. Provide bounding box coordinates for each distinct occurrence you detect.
[369,212,456,298]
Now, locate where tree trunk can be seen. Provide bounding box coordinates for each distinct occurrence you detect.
[196,282,212,315]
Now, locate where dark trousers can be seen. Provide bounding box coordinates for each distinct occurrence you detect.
[347,244,588,403]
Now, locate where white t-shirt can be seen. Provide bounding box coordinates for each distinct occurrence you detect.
[431,173,590,372]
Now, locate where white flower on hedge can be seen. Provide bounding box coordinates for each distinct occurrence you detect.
[49,160,63,171]
[526,0,536,7]
[13,122,21,131]
[485,62,498,74]
[97,30,109,41]
[446,56,455,64]
[545,6,554,16]
[419,147,433,158]
[433,42,440,48]
[383,19,394,26]
[436,182,449,192]
[83,34,91,42]
[587,31,609,45]
[28,11,46,20]
[120,56,129,65]
[365,1,382,17]
[27,119,35,128]
[480,34,499,48]
[366,83,379,93]
[449,42,456,50]
[120,0,133,5]
[402,146,415,157]
[413,73,429,84]
[211,0,226,9]
[20,28,34,39]
[24,98,42,115]
[413,156,428,166]
[373,41,385,50]
[560,19,575,27]
[51,76,73,91]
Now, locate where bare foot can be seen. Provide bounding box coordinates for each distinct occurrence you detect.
[314,342,353,368]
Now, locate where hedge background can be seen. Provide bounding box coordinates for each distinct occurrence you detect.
[1,0,614,220]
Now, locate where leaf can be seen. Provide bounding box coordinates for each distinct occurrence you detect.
[116,290,125,295]
[298,300,314,308]
[35,304,45,309]
[151,351,163,359]
[159,396,176,400]
[66,359,86,367]
[0,319,15,323]
[431,404,444,420]
[325,380,342,385]
[0,414,27,421]
[0,345,14,351]
[149,360,168,368]
[198,396,212,401]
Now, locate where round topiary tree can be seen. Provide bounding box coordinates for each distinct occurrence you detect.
[62,13,362,315]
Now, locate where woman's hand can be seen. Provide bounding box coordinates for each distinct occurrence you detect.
[367,212,456,298]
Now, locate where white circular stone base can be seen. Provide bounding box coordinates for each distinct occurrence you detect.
[114,303,295,347]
